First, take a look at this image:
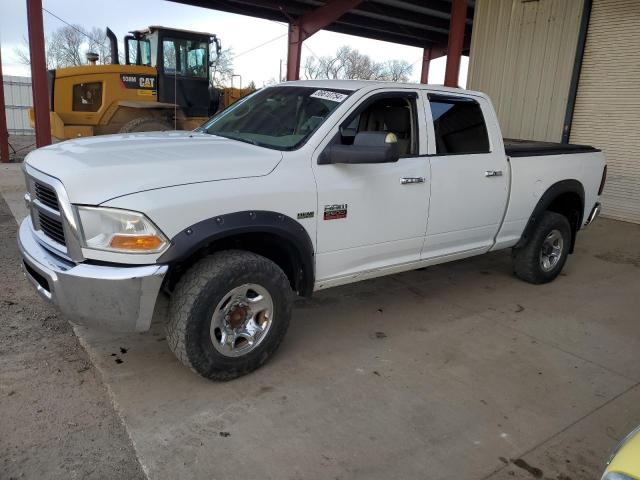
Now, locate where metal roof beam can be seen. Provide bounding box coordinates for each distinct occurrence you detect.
[370,0,474,24]
[350,3,472,35]
[287,0,364,80]
[337,13,449,44]
[323,23,442,49]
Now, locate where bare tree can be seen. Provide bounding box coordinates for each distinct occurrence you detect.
[14,24,118,68]
[304,46,413,82]
[86,27,113,64]
[381,59,413,82]
[210,48,235,88]
[14,37,56,70]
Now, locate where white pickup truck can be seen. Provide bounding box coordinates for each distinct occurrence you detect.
[18,80,606,380]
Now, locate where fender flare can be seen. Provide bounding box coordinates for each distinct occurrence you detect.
[157,210,315,296]
[515,179,585,252]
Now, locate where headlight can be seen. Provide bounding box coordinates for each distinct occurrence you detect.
[602,474,634,480]
[76,206,168,253]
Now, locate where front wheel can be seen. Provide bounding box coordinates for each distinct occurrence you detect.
[512,211,572,284]
[166,251,292,380]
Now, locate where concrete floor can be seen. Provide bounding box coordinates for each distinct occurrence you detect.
[2,162,640,480]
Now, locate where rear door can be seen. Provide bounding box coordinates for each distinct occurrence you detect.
[422,92,509,258]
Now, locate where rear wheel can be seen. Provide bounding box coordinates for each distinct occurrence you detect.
[119,117,172,133]
[166,250,292,381]
[512,211,572,284]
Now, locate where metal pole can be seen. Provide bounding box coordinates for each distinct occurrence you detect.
[286,23,302,81]
[286,0,363,81]
[420,46,433,84]
[0,47,10,163]
[444,0,467,88]
[26,0,51,148]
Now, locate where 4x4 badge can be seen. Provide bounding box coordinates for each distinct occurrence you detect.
[324,204,347,220]
[297,211,314,219]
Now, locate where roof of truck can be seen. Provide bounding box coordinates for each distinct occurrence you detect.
[283,79,482,96]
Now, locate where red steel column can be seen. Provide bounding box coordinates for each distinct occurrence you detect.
[0,48,9,163]
[420,46,433,84]
[286,0,363,81]
[444,0,467,88]
[287,22,303,81]
[26,0,51,147]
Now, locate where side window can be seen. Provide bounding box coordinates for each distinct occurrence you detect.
[72,82,102,112]
[428,94,490,155]
[341,95,417,156]
[140,40,151,66]
[163,40,177,73]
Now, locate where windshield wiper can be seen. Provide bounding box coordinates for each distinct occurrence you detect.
[214,133,269,148]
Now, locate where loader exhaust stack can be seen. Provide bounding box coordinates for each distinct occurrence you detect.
[106,28,119,65]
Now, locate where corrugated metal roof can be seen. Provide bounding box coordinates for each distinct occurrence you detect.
[168,0,474,49]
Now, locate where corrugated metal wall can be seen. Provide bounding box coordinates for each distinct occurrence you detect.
[570,0,640,224]
[467,0,584,142]
[3,76,34,135]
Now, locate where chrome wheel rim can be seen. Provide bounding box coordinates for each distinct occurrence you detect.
[540,229,564,272]
[210,283,274,358]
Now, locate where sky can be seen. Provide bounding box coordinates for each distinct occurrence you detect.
[0,0,468,87]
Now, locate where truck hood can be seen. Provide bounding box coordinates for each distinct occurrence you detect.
[25,131,282,205]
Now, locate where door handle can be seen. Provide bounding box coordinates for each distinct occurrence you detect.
[485,170,503,177]
[400,177,426,184]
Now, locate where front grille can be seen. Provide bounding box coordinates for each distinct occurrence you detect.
[34,181,59,211]
[38,211,66,245]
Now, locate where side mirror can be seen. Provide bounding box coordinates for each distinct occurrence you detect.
[319,131,400,165]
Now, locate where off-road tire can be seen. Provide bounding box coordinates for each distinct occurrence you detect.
[166,250,292,381]
[119,117,172,133]
[512,211,572,284]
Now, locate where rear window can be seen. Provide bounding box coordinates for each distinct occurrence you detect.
[428,94,490,155]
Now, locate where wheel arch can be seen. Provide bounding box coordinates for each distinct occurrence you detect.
[158,211,315,297]
[516,179,585,253]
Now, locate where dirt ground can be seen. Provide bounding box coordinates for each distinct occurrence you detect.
[0,194,145,479]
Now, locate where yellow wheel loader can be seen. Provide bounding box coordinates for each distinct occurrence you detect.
[30,26,224,140]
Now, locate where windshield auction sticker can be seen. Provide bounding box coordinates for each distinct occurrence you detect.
[310,90,348,103]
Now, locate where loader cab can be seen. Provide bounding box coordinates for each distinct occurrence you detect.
[124,26,221,117]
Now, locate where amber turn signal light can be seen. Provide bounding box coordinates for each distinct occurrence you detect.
[109,235,164,251]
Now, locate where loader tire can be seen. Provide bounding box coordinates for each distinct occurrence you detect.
[119,117,172,133]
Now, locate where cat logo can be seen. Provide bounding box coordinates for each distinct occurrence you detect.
[120,74,157,90]
[138,77,155,89]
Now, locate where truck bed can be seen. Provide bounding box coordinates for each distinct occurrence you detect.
[504,138,600,157]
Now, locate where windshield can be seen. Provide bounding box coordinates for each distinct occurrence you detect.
[200,86,352,150]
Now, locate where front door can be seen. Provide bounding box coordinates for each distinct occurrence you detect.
[312,90,430,283]
[422,92,509,258]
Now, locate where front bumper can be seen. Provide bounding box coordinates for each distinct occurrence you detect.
[17,218,168,332]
